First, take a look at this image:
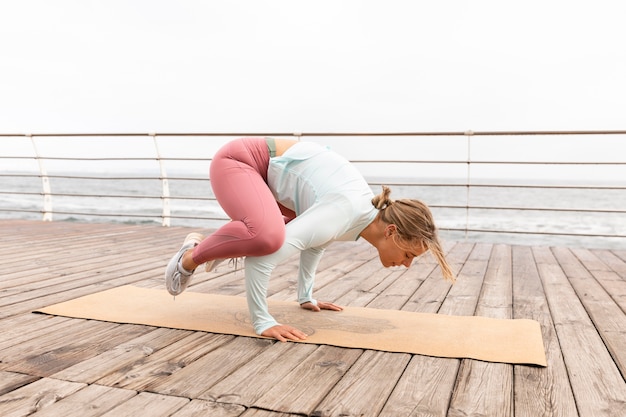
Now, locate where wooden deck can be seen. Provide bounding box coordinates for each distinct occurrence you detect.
[1,219,625,417]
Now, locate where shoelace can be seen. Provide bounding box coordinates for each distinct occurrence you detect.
[171,260,194,299]
[228,257,243,270]
[207,257,244,273]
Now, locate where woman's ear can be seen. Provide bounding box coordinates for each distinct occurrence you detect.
[385,224,397,238]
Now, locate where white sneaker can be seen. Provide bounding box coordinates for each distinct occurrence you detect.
[165,232,204,296]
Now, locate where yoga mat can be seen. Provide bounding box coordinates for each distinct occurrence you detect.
[35,285,546,366]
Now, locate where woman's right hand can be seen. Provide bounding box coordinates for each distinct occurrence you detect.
[261,324,308,342]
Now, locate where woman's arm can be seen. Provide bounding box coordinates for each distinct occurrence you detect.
[244,197,352,338]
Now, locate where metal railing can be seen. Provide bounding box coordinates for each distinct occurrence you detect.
[1,130,625,249]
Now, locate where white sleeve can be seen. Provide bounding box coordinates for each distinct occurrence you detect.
[244,198,351,334]
[244,243,299,335]
[297,246,325,305]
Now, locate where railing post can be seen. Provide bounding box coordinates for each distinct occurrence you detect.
[152,134,171,227]
[464,130,474,240]
[29,135,53,221]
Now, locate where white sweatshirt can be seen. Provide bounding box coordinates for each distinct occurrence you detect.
[244,141,379,334]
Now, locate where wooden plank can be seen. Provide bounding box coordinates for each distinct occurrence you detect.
[200,341,319,407]
[0,311,55,332]
[398,357,471,417]
[313,350,411,417]
[592,248,626,278]
[269,242,376,303]
[0,252,169,309]
[300,257,391,304]
[379,356,459,417]
[365,255,435,310]
[362,240,458,311]
[96,332,235,391]
[0,377,86,417]
[0,224,185,319]
[554,247,626,379]
[511,245,577,417]
[206,241,371,308]
[0,371,39,396]
[332,267,407,307]
[0,319,117,364]
[171,399,246,417]
[146,337,273,399]
[1,249,166,295]
[6,324,153,377]
[534,246,626,416]
[574,248,626,314]
[0,222,135,259]
[52,327,192,383]
[570,247,613,272]
[253,345,363,415]
[401,242,476,314]
[613,249,626,264]
[448,244,513,417]
[0,231,172,287]
[0,315,72,353]
[99,392,189,417]
[0,224,173,284]
[29,384,137,417]
[0,265,168,319]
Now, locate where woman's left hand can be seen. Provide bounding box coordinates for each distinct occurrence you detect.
[300,301,344,312]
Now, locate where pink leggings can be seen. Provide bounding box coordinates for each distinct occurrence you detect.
[191,138,292,264]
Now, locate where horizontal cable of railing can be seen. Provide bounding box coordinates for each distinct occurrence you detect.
[3,173,625,190]
[0,191,208,201]
[453,228,625,239]
[368,182,626,191]
[3,180,625,195]
[0,173,209,181]
[1,198,623,215]
[0,208,225,222]
[3,156,625,166]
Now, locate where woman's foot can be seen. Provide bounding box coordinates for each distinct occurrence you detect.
[165,232,204,296]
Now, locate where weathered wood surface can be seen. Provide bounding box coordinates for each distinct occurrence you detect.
[0,219,625,416]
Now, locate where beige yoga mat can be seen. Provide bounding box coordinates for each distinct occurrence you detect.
[35,285,546,366]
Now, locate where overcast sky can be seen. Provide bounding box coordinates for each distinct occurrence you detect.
[1,0,625,134]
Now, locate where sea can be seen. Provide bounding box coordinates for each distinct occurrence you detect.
[1,172,625,250]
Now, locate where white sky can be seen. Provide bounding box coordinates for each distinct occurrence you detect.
[1,0,625,133]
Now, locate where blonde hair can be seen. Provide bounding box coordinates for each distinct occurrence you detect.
[371,185,455,282]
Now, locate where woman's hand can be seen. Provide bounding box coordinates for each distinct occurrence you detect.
[261,324,308,342]
[300,301,344,312]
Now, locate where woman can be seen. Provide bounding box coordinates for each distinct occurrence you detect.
[165,137,454,342]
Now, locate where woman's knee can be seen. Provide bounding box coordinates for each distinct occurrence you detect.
[250,228,285,256]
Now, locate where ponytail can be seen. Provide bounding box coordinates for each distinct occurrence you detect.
[371,185,393,210]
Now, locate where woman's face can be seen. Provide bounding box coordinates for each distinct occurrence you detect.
[377,225,427,268]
